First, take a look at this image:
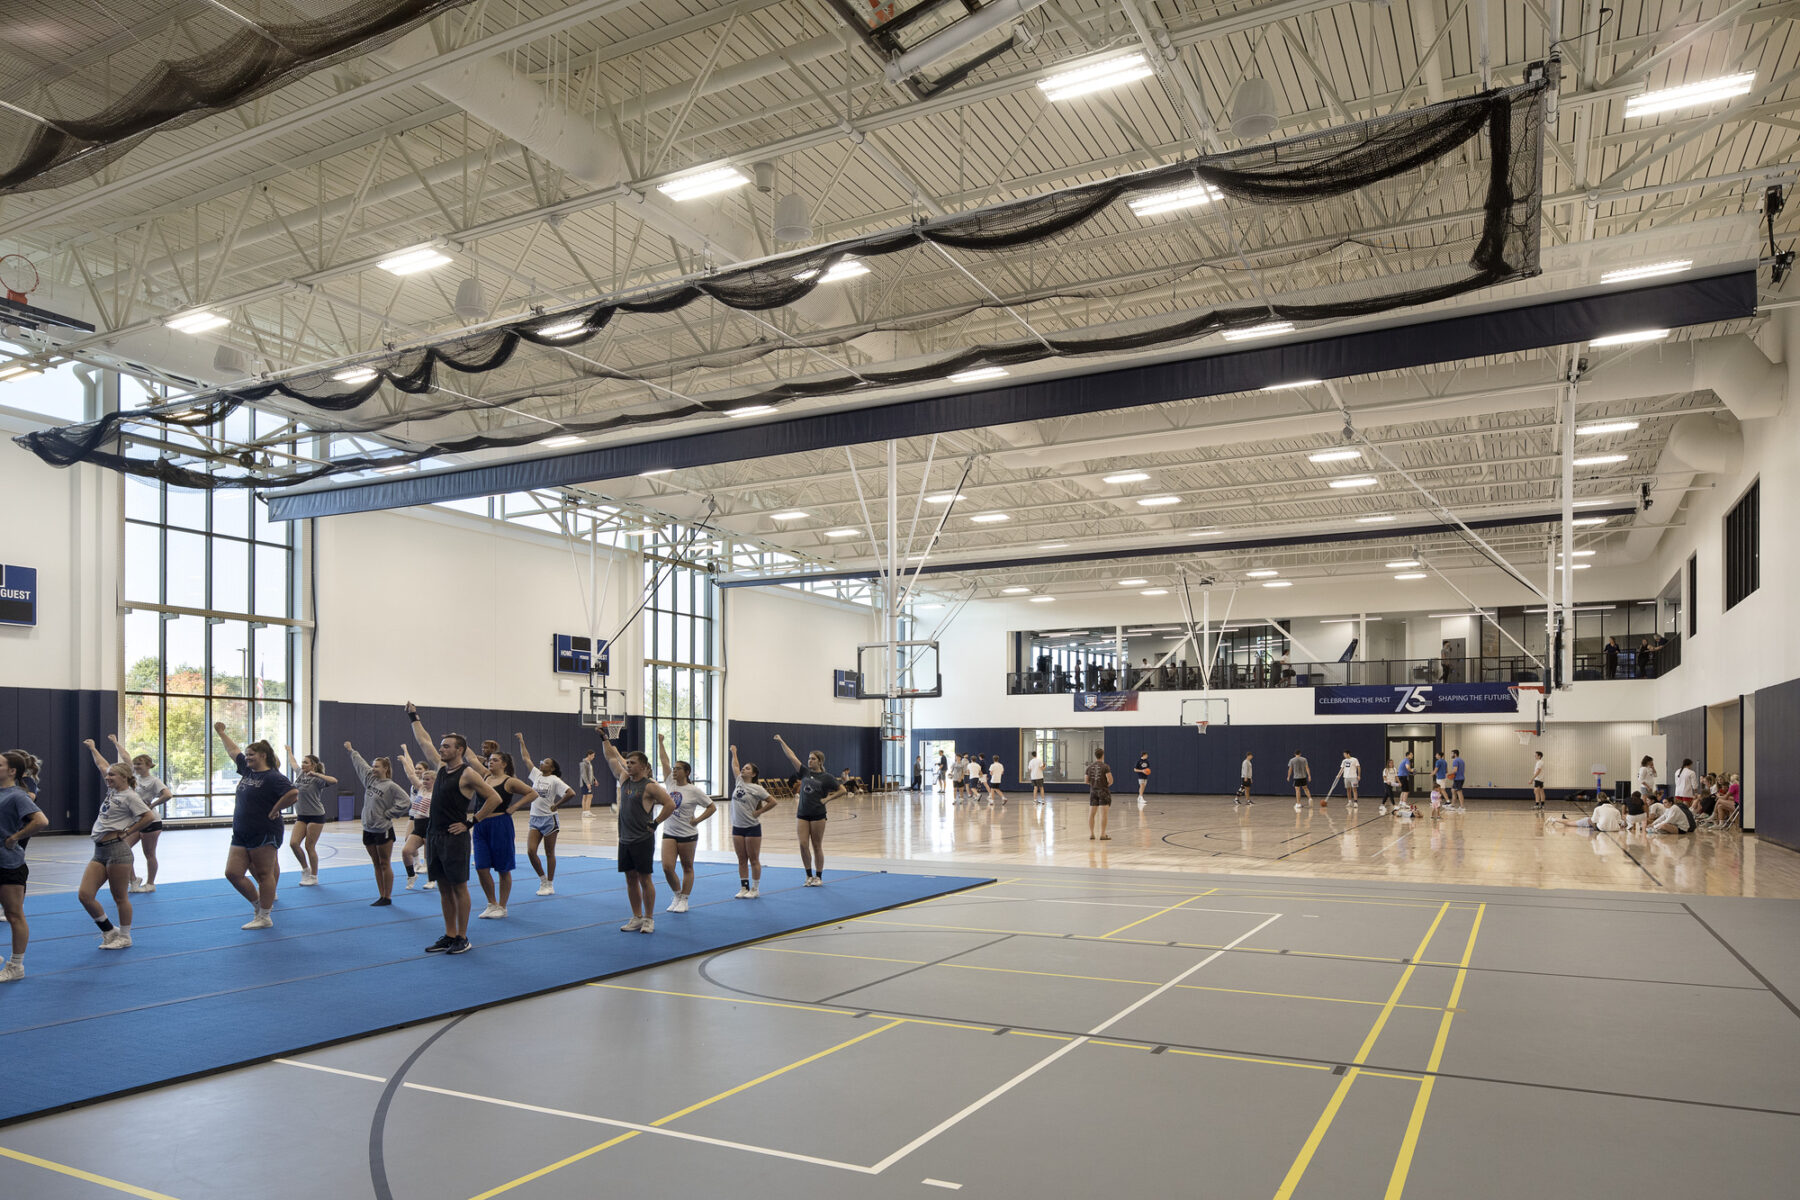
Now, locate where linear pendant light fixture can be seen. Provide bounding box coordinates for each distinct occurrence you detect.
[1624,73,1754,118]
[657,165,750,201]
[1038,53,1154,102]
[1128,181,1223,216]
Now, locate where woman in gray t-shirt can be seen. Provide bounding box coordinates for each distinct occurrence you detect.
[285,745,338,887]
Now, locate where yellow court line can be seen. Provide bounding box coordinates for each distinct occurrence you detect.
[1176,983,1445,1012]
[1384,902,1486,1200]
[1269,901,1450,1200]
[1164,1047,1334,1072]
[759,945,928,966]
[1100,889,1215,939]
[870,1014,1001,1034]
[0,1146,184,1200]
[469,1019,904,1199]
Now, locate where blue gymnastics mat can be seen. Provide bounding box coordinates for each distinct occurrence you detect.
[0,858,990,1125]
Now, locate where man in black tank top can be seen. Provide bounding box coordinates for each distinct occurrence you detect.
[601,733,673,932]
[408,703,504,954]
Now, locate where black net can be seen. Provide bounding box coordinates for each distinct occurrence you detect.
[16,81,1545,491]
[0,1,472,195]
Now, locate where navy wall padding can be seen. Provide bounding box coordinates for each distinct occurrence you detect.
[1657,704,1707,780]
[913,723,1388,795]
[1753,678,1800,849]
[319,701,642,809]
[0,686,114,832]
[269,271,1756,521]
[728,719,880,783]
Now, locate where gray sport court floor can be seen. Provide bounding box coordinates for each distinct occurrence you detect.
[4,859,1799,1199]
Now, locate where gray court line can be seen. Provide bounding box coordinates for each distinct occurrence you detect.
[369,1013,471,1200]
[1600,831,1665,887]
[1680,902,1800,1022]
[1274,812,1392,860]
[814,933,1016,1004]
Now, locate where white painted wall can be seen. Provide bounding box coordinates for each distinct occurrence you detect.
[312,505,638,713]
[722,586,882,728]
[1439,721,1652,790]
[0,426,118,693]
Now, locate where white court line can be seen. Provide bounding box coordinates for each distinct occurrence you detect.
[1034,898,1282,917]
[923,1179,963,1189]
[866,911,1283,1174]
[400,1082,879,1174]
[274,1058,389,1083]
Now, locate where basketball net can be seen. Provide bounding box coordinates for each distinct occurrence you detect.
[1196,720,1209,736]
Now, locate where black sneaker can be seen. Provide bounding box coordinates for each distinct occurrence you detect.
[371,898,392,907]
[447,936,472,955]
[425,935,455,953]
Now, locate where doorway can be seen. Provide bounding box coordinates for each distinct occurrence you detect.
[920,740,956,791]
[1387,724,1438,789]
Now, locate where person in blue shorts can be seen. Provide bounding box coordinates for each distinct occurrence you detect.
[473,751,535,920]
[212,723,300,930]
[0,749,50,981]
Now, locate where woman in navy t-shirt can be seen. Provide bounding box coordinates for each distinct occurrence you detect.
[213,723,299,931]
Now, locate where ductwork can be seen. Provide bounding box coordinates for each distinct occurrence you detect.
[1692,334,1785,420]
[1663,411,1742,474]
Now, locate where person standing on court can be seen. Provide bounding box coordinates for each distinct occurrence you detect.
[1531,750,1546,812]
[1027,750,1045,802]
[988,755,1006,804]
[1637,755,1660,803]
[578,750,597,817]
[283,746,336,887]
[77,744,159,950]
[601,733,674,931]
[1236,752,1254,806]
[212,723,300,931]
[1086,748,1113,840]
[1449,749,1467,810]
[656,733,718,913]
[773,733,846,886]
[344,741,411,906]
[1338,750,1361,807]
[407,703,504,954]
[1288,750,1316,809]
[1673,758,1700,807]
[937,751,948,790]
[1432,751,1450,800]
[1397,751,1413,802]
[1134,751,1151,801]
[0,750,49,981]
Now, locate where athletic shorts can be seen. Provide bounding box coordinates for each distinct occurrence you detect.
[230,829,283,850]
[732,825,763,838]
[292,814,327,826]
[528,814,560,837]
[1291,778,1309,788]
[362,829,395,847]
[410,816,430,836]
[1241,778,1253,789]
[0,864,27,888]
[472,817,516,873]
[425,830,472,884]
[1089,791,1111,807]
[796,807,827,822]
[616,838,654,875]
[665,833,698,845]
[141,821,165,834]
[91,838,133,865]
[1397,777,1411,792]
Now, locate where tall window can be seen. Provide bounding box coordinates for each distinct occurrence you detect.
[643,546,718,791]
[1724,479,1760,611]
[122,452,302,819]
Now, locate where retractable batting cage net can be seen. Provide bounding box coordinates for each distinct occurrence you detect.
[0,1,476,196]
[16,79,1545,492]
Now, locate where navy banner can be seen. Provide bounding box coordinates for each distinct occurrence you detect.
[1314,683,1521,715]
[1074,691,1139,713]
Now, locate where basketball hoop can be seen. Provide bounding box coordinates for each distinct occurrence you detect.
[596,718,625,742]
[1514,729,1537,747]
[1195,720,1209,737]
[0,254,38,305]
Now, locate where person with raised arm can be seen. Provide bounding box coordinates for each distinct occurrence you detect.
[344,741,412,906]
[283,745,337,886]
[728,744,776,898]
[473,749,535,920]
[600,731,674,932]
[106,734,172,893]
[77,741,160,950]
[0,749,50,980]
[407,703,504,954]
[656,733,718,914]
[212,723,299,930]
[773,733,846,886]
[397,744,432,890]
[516,732,573,896]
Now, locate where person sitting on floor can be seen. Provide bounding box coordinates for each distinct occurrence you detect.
[1621,789,1648,832]
[1648,797,1697,834]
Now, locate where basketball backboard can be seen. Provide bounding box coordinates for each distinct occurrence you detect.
[855,640,942,699]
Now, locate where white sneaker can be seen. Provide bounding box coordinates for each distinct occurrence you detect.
[98,929,121,948]
[101,931,132,950]
[1379,805,1388,814]
[406,876,417,891]
[734,885,750,899]
[477,903,501,919]
[536,880,553,896]
[667,894,688,913]
[0,959,22,982]
[131,874,143,889]
[748,884,759,898]
[639,918,654,933]
[299,873,317,887]
[242,912,273,930]
[1295,803,1302,811]
[620,915,644,932]
[128,881,154,893]
[424,879,437,890]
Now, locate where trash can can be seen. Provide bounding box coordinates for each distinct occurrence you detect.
[1614,780,1631,803]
